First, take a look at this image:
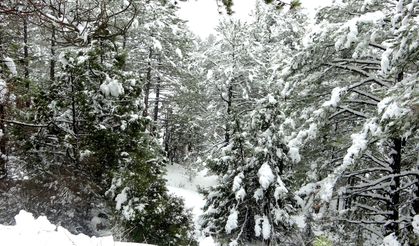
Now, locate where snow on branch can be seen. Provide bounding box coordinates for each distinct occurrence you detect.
[315,119,381,202]
[325,62,391,88]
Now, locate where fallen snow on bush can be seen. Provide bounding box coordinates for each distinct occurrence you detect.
[0,210,152,246]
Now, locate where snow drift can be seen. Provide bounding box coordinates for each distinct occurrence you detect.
[0,210,153,246]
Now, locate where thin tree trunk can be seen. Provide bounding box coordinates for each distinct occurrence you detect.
[163,108,171,161]
[70,75,80,168]
[413,152,419,215]
[122,34,127,50]
[23,17,29,79]
[0,29,5,178]
[153,73,161,123]
[0,104,6,179]
[143,48,152,117]
[23,17,31,107]
[224,82,233,145]
[225,48,236,145]
[385,72,404,236]
[50,28,56,81]
[386,137,402,236]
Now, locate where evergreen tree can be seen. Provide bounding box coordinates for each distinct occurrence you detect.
[0,0,195,243]
[201,95,302,245]
[198,6,307,245]
[277,0,418,244]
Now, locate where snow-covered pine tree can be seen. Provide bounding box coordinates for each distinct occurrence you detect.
[198,7,308,244]
[278,0,418,244]
[201,94,303,245]
[0,0,195,243]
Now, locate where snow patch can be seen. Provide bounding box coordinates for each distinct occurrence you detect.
[274,177,288,200]
[225,209,238,234]
[0,79,8,104]
[167,186,205,219]
[322,87,345,108]
[232,173,246,201]
[261,215,271,240]
[152,38,162,51]
[199,236,218,246]
[0,210,152,246]
[254,216,262,237]
[3,57,17,76]
[232,173,244,192]
[258,163,275,190]
[381,233,400,246]
[115,187,129,210]
[413,215,419,235]
[378,98,409,121]
[291,215,306,230]
[175,48,183,59]
[100,76,124,97]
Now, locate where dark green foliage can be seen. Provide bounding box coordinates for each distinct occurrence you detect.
[222,0,234,14]
[107,134,196,245]
[221,0,302,14]
[3,15,194,244]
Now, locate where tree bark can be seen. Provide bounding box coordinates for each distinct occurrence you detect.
[70,75,80,168]
[224,82,233,145]
[23,17,31,107]
[163,108,171,161]
[0,30,7,178]
[386,137,402,236]
[385,72,404,236]
[143,48,153,117]
[153,72,161,123]
[50,28,56,82]
[0,104,6,179]
[413,152,419,215]
[23,17,29,80]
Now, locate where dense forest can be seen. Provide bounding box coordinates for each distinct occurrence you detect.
[0,0,418,245]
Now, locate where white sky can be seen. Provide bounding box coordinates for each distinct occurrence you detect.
[177,0,333,38]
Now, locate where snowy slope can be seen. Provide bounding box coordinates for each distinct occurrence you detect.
[165,163,217,220]
[0,210,153,246]
[165,164,218,246]
[0,164,217,246]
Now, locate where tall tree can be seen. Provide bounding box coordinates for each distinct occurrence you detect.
[277,0,418,244]
[0,1,195,243]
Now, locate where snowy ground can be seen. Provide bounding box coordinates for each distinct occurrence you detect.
[165,163,218,246]
[0,164,217,246]
[0,210,153,246]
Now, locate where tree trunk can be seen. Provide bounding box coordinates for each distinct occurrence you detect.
[163,108,171,161]
[23,17,29,79]
[143,48,152,117]
[70,75,80,168]
[413,153,419,215]
[153,73,161,123]
[386,137,402,236]
[50,28,56,82]
[23,17,31,107]
[0,30,7,178]
[0,104,6,179]
[224,82,233,145]
[384,71,405,237]
[225,45,237,145]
